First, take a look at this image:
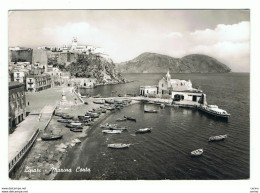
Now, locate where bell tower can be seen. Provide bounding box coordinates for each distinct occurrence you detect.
[166,70,171,81]
[71,37,77,50]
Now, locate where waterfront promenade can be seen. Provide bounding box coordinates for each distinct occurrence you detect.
[8,86,67,173]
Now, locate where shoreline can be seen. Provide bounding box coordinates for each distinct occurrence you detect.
[12,86,139,180]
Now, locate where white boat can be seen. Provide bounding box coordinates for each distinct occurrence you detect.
[191,148,203,157]
[102,130,122,134]
[70,122,82,126]
[197,104,230,119]
[209,134,227,142]
[136,128,152,134]
[107,143,130,149]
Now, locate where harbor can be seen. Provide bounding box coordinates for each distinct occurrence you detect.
[9,72,249,180]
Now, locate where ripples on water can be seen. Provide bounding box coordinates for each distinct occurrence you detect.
[56,73,249,180]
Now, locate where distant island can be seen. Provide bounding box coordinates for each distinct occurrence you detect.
[116,52,231,73]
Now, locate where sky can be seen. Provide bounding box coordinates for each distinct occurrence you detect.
[9,10,250,72]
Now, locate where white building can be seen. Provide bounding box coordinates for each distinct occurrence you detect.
[140,85,158,97]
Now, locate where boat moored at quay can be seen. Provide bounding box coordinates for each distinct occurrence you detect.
[197,104,231,120]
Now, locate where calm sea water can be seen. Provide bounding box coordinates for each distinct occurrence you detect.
[56,73,249,180]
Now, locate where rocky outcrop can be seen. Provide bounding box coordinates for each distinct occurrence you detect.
[66,54,125,84]
[116,52,231,73]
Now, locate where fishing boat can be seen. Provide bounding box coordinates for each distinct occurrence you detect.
[105,99,114,104]
[191,149,203,157]
[144,109,158,113]
[41,134,63,141]
[70,122,82,126]
[57,119,72,123]
[62,115,73,119]
[66,124,83,129]
[93,100,104,104]
[197,104,230,119]
[208,134,228,142]
[116,118,127,122]
[107,106,115,111]
[107,143,130,149]
[135,128,152,134]
[124,116,136,122]
[109,126,127,131]
[93,94,101,98]
[70,128,83,132]
[102,130,122,134]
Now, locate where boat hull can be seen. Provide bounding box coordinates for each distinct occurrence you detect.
[197,106,230,120]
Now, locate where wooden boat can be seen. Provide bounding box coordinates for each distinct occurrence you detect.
[116,118,127,122]
[135,128,152,134]
[41,134,63,141]
[144,109,158,113]
[107,106,115,111]
[124,116,136,122]
[70,128,83,132]
[109,126,127,131]
[57,119,72,123]
[107,143,130,149]
[208,134,227,142]
[66,124,83,129]
[93,100,104,104]
[93,94,101,98]
[70,122,82,126]
[102,130,122,134]
[105,99,114,104]
[62,115,73,119]
[191,149,203,157]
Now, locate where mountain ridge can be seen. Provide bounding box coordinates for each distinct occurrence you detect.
[116,52,231,73]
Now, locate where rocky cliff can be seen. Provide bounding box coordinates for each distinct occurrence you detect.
[65,54,125,84]
[116,52,231,73]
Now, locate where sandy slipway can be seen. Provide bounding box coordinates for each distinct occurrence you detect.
[13,86,137,180]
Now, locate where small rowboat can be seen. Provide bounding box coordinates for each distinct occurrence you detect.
[70,128,83,132]
[144,110,158,113]
[109,126,127,131]
[116,118,127,122]
[66,124,83,129]
[57,119,72,123]
[41,134,63,141]
[208,134,227,142]
[62,115,73,119]
[102,130,122,134]
[191,149,203,157]
[70,122,82,126]
[93,100,104,104]
[107,143,130,149]
[135,128,152,134]
[124,116,136,122]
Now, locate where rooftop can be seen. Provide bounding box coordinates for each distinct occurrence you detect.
[9,81,24,89]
